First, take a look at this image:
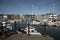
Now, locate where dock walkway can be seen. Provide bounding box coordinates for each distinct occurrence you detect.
[5,34,54,40]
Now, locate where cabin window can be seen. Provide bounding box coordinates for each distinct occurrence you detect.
[52,20,56,22]
[31,30,34,32]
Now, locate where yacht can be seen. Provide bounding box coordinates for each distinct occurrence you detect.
[24,26,41,35]
[6,24,12,30]
[47,19,57,26]
[30,20,40,25]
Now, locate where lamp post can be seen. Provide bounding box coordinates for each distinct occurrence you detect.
[27,22,30,35]
[15,20,16,32]
[15,20,17,33]
[2,21,6,38]
[44,22,46,36]
[15,19,18,33]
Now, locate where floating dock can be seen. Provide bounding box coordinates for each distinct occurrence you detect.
[5,34,54,40]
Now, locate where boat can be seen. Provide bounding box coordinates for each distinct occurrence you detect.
[24,26,41,35]
[47,19,57,26]
[30,20,40,25]
[6,24,12,30]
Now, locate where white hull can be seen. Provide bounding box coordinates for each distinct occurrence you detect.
[30,21,40,25]
[24,27,41,35]
[29,32,41,35]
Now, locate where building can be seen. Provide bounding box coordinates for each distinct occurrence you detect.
[23,14,36,21]
[39,13,57,22]
[0,14,3,19]
[0,14,20,20]
[57,15,60,20]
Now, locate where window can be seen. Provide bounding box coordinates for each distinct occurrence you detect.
[31,30,34,32]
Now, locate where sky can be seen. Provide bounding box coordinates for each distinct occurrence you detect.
[0,0,60,15]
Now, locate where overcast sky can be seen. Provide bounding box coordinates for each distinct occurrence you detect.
[0,0,60,14]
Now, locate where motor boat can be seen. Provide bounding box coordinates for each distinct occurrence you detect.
[30,20,40,25]
[6,24,12,30]
[24,26,41,35]
[47,19,57,26]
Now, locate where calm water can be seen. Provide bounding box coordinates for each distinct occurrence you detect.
[2,22,60,40]
[35,26,60,40]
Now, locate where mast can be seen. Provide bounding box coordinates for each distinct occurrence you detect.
[32,5,34,15]
[53,3,55,14]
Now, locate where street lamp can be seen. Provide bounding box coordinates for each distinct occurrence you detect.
[44,22,47,36]
[14,19,17,33]
[27,22,30,35]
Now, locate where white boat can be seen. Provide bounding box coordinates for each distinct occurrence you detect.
[30,20,40,25]
[6,24,12,30]
[24,26,41,35]
[47,19,57,26]
[8,20,15,23]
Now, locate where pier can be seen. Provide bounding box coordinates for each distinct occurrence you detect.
[5,34,54,40]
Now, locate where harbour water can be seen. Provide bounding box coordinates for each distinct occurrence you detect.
[35,26,60,40]
[15,22,60,40]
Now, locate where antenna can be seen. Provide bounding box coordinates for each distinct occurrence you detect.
[32,5,34,15]
[53,3,55,14]
[48,7,50,13]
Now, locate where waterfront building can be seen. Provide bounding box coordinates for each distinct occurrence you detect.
[57,15,60,20]
[0,14,3,19]
[23,14,36,21]
[40,13,57,22]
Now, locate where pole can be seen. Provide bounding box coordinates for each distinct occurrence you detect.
[2,21,6,38]
[27,23,30,36]
[44,22,46,36]
[15,21,16,33]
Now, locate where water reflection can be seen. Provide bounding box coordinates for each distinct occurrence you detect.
[35,26,60,40]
